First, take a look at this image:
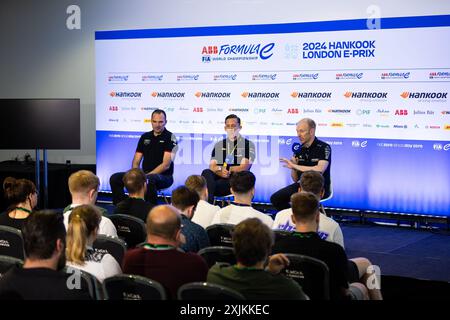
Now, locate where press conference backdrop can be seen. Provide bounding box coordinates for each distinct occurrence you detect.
[96,15,450,216]
[0,99,80,150]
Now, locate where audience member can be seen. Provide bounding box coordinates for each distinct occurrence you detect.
[272,192,382,300]
[210,171,273,228]
[113,168,154,222]
[0,177,38,230]
[272,171,344,248]
[0,210,91,299]
[171,186,210,253]
[63,170,117,237]
[66,205,122,282]
[185,175,220,228]
[122,205,208,299]
[207,218,307,300]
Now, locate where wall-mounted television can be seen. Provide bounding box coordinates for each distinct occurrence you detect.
[0,99,80,149]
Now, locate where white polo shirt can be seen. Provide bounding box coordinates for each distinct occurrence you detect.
[211,203,273,228]
[272,208,345,248]
[192,200,220,229]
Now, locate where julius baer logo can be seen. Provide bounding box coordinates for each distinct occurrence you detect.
[201,43,275,63]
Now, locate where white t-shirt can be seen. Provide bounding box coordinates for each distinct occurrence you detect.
[192,200,220,229]
[66,248,122,283]
[211,203,273,228]
[272,208,345,248]
[64,204,118,237]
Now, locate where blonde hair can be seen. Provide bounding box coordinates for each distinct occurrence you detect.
[185,175,207,196]
[66,205,101,265]
[68,170,99,195]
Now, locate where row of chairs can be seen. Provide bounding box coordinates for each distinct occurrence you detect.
[0,255,242,300]
[0,219,331,299]
[196,246,330,300]
[0,246,330,300]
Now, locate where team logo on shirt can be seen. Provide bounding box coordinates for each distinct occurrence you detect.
[143,139,150,145]
[317,231,330,240]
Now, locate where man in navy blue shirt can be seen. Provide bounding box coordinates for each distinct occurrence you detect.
[271,118,331,211]
[171,186,210,253]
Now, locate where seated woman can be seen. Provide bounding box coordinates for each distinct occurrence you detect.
[66,205,121,282]
[0,177,38,230]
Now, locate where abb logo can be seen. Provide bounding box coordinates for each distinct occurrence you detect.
[202,46,218,54]
[193,107,203,112]
[109,106,119,111]
[287,108,299,114]
[395,109,408,115]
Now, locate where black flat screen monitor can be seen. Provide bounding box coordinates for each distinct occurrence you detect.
[0,99,80,149]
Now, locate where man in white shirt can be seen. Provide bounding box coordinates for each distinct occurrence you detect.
[63,170,117,237]
[211,171,273,228]
[185,175,220,229]
[272,170,344,248]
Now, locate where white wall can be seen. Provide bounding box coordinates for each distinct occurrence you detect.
[0,0,448,164]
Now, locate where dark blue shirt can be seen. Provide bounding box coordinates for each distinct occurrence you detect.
[180,214,210,253]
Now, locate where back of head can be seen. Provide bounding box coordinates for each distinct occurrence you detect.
[68,170,99,195]
[291,192,320,223]
[171,186,199,212]
[146,205,181,241]
[123,168,146,194]
[299,171,324,197]
[229,171,255,194]
[232,218,274,267]
[185,175,207,197]
[22,210,66,260]
[66,205,101,265]
[3,177,36,205]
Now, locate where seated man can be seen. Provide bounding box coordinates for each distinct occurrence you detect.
[171,186,210,253]
[123,205,209,299]
[207,218,307,300]
[110,109,178,205]
[272,192,382,300]
[113,168,154,222]
[0,210,91,300]
[273,170,344,248]
[210,171,273,228]
[185,174,220,229]
[202,114,255,204]
[271,118,331,211]
[64,170,117,237]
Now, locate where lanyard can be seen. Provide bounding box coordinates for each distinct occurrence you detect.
[143,243,175,251]
[292,232,315,239]
[226,139,239,157]
[14,207,32,214]
[130,197,145,201]
[233,265,261,271]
